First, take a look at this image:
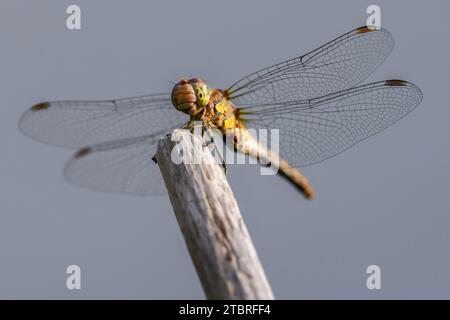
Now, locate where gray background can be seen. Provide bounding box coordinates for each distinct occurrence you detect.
[0,0,449,299]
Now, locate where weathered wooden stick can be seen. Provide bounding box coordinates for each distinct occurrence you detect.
[155,129,274,300]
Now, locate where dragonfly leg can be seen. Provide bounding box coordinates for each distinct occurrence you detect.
[217,150,228,175]
[222,162,227,175]
[202,134,215,148]
[217,144,227,175]
[203,136,227,175]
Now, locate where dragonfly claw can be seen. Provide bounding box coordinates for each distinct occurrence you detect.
[202,135,215,148]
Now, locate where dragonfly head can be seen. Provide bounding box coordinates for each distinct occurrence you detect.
[171,78,210,115]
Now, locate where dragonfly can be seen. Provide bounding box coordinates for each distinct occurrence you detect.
[19,26,422,199]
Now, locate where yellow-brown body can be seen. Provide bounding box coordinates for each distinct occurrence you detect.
[171,78,314,199]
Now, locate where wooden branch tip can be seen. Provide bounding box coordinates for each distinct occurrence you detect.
[155,129,274,300]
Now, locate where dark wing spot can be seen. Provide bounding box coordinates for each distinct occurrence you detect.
[385,80,407,86]
[356,26,376,33]
[74,147,92,159]
[31,102,50,111]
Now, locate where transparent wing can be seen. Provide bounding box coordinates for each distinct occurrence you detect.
[226,27,394,105]
[64,134,167,195]
[19,93,187,148]
[240,80,423,167]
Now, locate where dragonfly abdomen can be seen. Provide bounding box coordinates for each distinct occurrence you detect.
[231,128,315,199]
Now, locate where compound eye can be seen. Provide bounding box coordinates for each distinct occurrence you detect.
[195,86,209,108]
[171,82,197,112]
